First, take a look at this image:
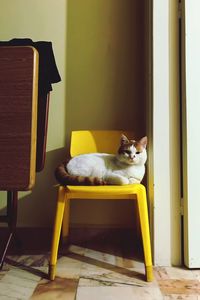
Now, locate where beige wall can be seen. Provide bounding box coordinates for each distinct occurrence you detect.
[66,0,147,138]
[0,0,147,228]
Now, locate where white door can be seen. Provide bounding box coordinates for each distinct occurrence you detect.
[182,0,200,267]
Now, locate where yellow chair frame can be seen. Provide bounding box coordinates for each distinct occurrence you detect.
[49,130,153,281]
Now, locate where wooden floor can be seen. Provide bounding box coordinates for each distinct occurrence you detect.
[0,230,200,299]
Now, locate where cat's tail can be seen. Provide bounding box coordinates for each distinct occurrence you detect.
[54,161,107,186]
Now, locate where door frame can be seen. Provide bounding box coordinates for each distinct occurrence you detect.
[150,0,182,266]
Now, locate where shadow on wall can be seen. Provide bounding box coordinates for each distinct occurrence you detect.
[0,148,66,228]
[65,0,147,143]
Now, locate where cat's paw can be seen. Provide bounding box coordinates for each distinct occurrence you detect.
[129,178,140,184]
[119,177,129,185]
[105,175,129,185]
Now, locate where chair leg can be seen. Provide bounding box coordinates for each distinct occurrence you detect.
[49,186,66,280]
[135,185,153,282]
[62,198,70,244]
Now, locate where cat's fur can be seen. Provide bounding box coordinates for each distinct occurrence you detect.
[55,134,147,186]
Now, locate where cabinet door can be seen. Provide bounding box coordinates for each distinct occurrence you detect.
[0,47,38,190]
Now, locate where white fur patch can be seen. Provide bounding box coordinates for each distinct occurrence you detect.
[66,147,147,185]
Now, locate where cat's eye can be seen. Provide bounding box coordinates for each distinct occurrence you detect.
[136,151,140,154]
[124,150,131,155]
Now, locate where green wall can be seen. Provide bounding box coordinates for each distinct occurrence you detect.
[0,0,147,228]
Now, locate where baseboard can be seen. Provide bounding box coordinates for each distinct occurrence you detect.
[0,226,141,255]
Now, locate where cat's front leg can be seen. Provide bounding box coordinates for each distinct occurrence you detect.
[129,177,140,184]
[105,173,129,185]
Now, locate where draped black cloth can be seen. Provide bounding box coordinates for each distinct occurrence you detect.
[0,38,61,96]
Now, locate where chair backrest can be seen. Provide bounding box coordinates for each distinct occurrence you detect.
[70,130,134,157]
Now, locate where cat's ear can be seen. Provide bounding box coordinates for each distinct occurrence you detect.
[139,136,148,148]
[121,134,129,145]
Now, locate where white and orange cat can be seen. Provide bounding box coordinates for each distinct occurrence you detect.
[55,134,147,186]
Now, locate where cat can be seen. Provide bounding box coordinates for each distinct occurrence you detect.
[55,134,147,186]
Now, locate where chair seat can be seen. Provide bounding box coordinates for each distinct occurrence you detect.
[66,183,144,198]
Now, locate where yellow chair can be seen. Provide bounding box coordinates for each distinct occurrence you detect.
[49,130,153,281]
